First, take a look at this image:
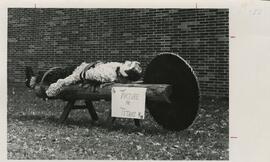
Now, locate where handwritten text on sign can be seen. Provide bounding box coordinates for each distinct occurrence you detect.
[111,87,147,119]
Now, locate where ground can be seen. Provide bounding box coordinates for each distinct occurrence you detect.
[7,85,229,160]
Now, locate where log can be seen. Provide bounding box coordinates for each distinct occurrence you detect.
[34,83,172,103]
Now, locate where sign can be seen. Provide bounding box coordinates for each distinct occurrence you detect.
[111,87,147,119]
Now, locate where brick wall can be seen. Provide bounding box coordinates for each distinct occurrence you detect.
[8,8,229,97]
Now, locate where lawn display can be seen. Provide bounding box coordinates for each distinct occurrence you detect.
[32,53,200,131]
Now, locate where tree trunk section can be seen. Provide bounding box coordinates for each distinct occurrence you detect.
[34,83,172,103]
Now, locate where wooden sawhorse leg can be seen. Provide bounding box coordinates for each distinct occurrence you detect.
[85,100,99,122]
[59,100,75,123]
[134,119,140,127]
[58,100,99,124]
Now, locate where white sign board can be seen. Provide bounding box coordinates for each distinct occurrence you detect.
[111,87,147,119]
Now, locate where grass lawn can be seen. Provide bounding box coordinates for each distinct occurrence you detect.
[7,85,229,160]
